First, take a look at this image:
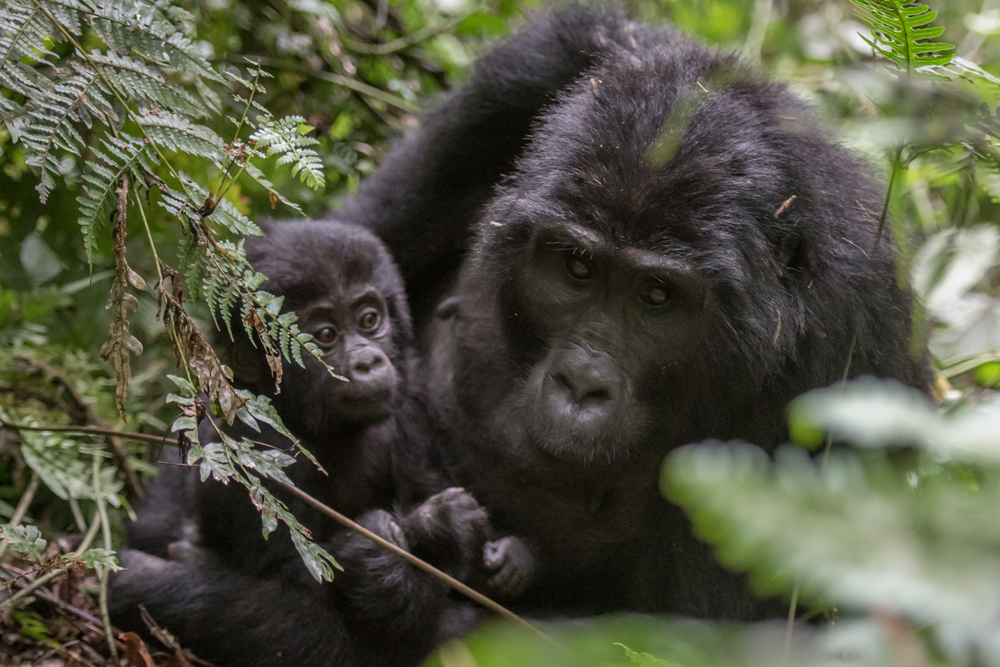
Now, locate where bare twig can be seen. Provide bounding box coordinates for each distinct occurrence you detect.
[0,418,177,446]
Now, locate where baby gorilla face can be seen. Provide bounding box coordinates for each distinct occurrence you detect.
[299,289,399,422]
[238,220,414,432]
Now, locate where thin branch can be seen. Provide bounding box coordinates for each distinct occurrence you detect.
[9,356,143,500]
[341,11,472,56]
[0,418,177,446]
[215,56,420,113]
[0,566,104,629]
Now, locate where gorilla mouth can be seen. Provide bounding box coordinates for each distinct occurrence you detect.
[522,399,643,464]
[334,392,394,421]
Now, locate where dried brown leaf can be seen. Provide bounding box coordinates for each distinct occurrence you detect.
[120,632,155,667]
[100,177,144,421]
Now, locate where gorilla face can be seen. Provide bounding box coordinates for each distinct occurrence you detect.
[237,220,414,435]
[444,44,925,467]
[502,219,710,462]
[297,285,398,422]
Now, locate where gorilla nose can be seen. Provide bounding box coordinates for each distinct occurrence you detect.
[552,371,612,408]
[347,348,395,391]
[546,346,621,413]
[351,349,385,376]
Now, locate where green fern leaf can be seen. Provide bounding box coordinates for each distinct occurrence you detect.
[21,70,119,202]
[849,0,954,75]
[0,1,62,76]
[87,50,208,118]
[87,0,224,83]
[181,179,263,237]
[249,115,325,190]
[137,111,225,163]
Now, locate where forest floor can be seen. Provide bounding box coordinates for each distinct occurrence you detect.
[0,547,203,667]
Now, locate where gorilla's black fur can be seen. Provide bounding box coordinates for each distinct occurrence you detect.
[111,222,491,667]
[345,7,932,619]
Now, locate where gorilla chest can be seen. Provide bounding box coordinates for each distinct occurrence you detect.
[469,458,660,559]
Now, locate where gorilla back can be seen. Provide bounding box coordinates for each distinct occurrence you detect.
[410,15,932,619]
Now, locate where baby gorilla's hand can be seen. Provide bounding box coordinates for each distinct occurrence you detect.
[483,535,535,598]
[359,509,409,551]
[405,487,489,549]
[398,487,489,579]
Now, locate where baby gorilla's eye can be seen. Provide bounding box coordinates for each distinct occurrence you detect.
[640,281,671,307]
[358,310,381,332]
[315,326,338,344]
[564,254,593,281]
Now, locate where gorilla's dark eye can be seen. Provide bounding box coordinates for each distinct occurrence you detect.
[564,254,593,281]
[315,326,338,344]
[359,310,381,332]
[640,281,671,307]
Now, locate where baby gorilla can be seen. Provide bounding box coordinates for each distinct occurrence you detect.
[112,220,519,667]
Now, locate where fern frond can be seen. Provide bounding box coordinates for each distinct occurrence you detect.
[249,115,325,190]
[926,56,1000,109]
[21,70,118,201]
[181,179,262,237]
[87,50,208,118]
[85,0,224,82]
[242,161,304,214]
[849,0,954,76]
[137,111,225,163]
[77,134,148,263]
[0,1,62,80]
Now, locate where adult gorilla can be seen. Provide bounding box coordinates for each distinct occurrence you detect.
[339,5,932,619]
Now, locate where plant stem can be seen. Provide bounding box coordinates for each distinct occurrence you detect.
[0,417,176,446]
[875,145,905,247]
[743,0,773,61]
[341,11,472,56]
[0,472,39,560]
[93,454,119,663]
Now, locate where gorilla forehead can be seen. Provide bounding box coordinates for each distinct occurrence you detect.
[491,44,827,257]
[247,220,406,310]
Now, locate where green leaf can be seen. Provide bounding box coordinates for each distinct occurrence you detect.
[664,440,1000,661]
[0,524,47,562]
[80,547,121,573]
[848,0,954,76]
[789,378,1000,464]
[249,115,325,190]
[617,644,680,667]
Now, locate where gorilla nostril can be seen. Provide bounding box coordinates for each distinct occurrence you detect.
[353,354,385,375]
[579,388,610,408]
[553,373,573,394]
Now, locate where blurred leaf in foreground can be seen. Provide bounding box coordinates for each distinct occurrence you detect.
[665,379,1000,665]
